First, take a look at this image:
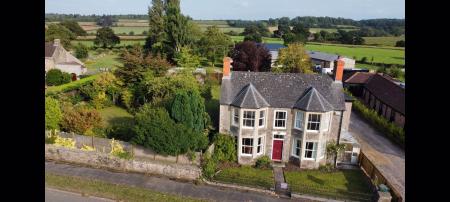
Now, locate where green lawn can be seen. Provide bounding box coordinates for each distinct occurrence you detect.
[363,36,405,47]
[46,74,100,94]
[99,106,133,127]
[309,28,358,33]
[285,169,374,201]
[45,173,206,202]
[305,43,404,65]
[229,36,283,44]
[213,166,274,189]
[205,83,220,130]
[84,52,122,71]
[71,40,145,47]
[86,26,149,35]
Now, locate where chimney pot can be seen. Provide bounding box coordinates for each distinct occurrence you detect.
[223,57,232,79]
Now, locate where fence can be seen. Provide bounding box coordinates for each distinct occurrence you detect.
[359,151,403,202]
[51,131,201,166]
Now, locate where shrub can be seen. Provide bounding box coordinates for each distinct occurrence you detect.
[202,155,217,180]
[75,42,89,59]
[106,118,135,142]
[46,69,72,86]
[187,149,197,161]
[360,56,368,63]
[110,139,133,159]
[60,105,104,136]
[254,155,272,169]
[81,144,96,151]
[52,133,76,149]
[318,163,335,172]
[45,97,62,130]
[212,134,236,163]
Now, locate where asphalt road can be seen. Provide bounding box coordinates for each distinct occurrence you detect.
[45,187,113,202]
[349,112,405,200]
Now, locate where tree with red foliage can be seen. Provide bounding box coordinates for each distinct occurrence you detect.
[230,41,272,72]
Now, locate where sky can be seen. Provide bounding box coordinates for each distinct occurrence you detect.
[45,0,405,20]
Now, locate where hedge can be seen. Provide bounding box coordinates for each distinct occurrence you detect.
[347,91,404,148]
[46,74,100,95]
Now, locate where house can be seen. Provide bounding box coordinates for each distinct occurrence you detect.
[45,39,87,80]
[219,57,359,169]
[344,72,405,128]
[306,51,355,74]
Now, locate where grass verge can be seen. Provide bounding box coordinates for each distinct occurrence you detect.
[45,172,207,202]
[213,166,274,189]
[285,169,374,201]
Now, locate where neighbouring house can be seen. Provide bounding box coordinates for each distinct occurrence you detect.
[45,39,87,80]
[306,51,355,74]
[261,43,286,67]
[344,72,405,128]
[219,57,359,169]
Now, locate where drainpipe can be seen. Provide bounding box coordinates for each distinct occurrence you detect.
[334,110,345,168]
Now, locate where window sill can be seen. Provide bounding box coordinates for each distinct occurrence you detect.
[273,127,287,130]
[303,158,316,161]
[306,130,320,133]
[240,154,252,157]
[291,155,300,158]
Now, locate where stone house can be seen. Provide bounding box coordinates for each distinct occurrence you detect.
[45,39,87,80]
[345,72,405,128]
[219,57,358,169]
[306,51,355,74]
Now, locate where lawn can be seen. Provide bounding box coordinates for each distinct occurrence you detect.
[229,36,283,44]
[45,173,206,202]
[205,82,221,130]
[99,106,133,127]
[363,36,405,47]
[305,43,405,65]
[46,74,100,94]
[213,166,274,189]
[71,40,145,47]
[285,169,374,201]
[309,28,358,33]
[84,52,122,71]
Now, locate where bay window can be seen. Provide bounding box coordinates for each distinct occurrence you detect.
[294,111,304,130]
[274,111,287,128]
[304,142,318,159]
[241,138,253,155]
[243,111,255,127]
[307,113,321,131]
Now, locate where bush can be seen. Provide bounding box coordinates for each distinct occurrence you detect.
[46,69,72,86]
[360,57,368,63]
[106,118,135,142]
[254,155,271,169]
[48,132,76,149]
[75,42,89,59]
[212,134,236,163]
[202,155,217,180]
[60,105,104,136]
[45,97,62,130]
[318,163,335,172]
[110,139,133,159]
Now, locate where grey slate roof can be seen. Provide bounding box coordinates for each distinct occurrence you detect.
[261,43,286,51]
[231,83,270,109]
[293,87,334,112]
[307,51,339,62]
[220,71,346,111]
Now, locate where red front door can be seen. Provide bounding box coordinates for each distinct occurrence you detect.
[272,140,283,161]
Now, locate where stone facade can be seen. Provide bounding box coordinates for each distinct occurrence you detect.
[45,144,201,181]
[219,105,351,169]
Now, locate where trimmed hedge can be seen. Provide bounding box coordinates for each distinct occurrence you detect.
[46,74,100,94]
[349,92,404,148]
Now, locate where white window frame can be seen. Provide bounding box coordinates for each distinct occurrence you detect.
[273,110,288,129]
[291,138,301,158]
[242,110,256,128]
[258,110,266,128]
[256,136,264,155]
[241,138,253,156]
[232,108,239,126]
[294,111,305,130]
[306,113,321,132]
[304,141,318,160]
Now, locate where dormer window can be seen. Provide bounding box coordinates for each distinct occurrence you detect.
[243,111,256,127]
[307,113,321,131]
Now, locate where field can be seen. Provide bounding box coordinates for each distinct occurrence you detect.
[71,40,145,47]
[230,36,283,44]
[363,35,405,47]
[87,26,149,35]
[309,28,358,33]
[83,51,122,71]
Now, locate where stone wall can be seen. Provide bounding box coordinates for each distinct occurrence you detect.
[45,144,201,181]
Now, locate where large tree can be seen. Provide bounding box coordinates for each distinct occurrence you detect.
[276,43,313,73]
[145,0,166,54]
[164,0,189,60]
[45,24,76,48]
[169,90,209,133]
[198,26,233,67]
[174,47,204,68]
[60,20,87,36]
[230,41,272,72]
[242,24,262,43]
[94,27,120,48]
[282,23,310,45]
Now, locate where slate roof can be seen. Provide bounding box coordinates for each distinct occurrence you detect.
[261,43,286,51]
[293,87,334,112]
[365,74,405,115]
[345,72,375,84]
[220,71,346,111]
[231,83,270,109]
[45,42,56,57]
[306,51,339,62]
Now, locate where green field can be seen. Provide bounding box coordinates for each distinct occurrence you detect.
[363,36,405,47]
[87,26,149,35]
[83,52,122,70]
[230,36,283,44]
[309,28,358,33]
[71,40,145,47]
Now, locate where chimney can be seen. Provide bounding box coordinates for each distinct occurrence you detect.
[53,39,60,47]
[223,57,233,79]
[333,57,345,83]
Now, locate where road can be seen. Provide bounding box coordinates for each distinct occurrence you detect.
[349,112,405,200]
[45,161,309,202]
[45,187,113,202]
